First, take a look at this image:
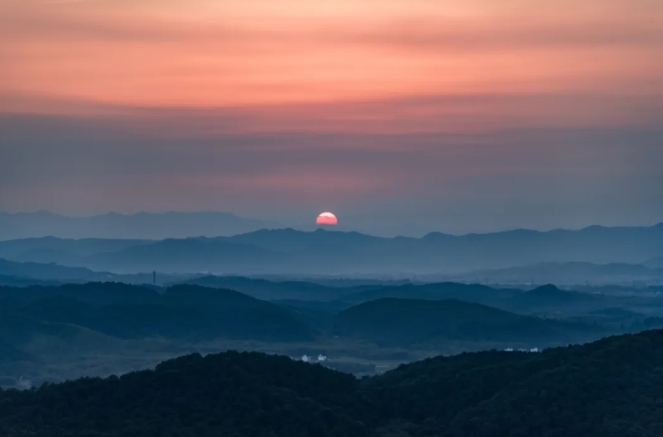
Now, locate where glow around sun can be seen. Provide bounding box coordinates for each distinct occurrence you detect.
[316,212,338,225]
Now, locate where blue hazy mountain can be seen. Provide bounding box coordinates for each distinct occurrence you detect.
[0,224,661,275]
[0,236,150,264]
[0,258,128,284]
[0,258,193,286]
[451,261,663,285]
[645,256,663,269]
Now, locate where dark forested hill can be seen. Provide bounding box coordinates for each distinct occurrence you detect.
[0,352,368,437]
[0,283,314,342]
[160,285,315,341]
[179,275,359,301]
[363,329,663,437]
[341,282,520,306]
[2,330,663,436]
[0,282,161,307]
[509,284,601,313]
[0,282,635,359]
[334,298,598,346]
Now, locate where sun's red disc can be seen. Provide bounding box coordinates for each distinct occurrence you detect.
[316,212,338,225]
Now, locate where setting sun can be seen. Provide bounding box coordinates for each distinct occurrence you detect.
[316,212,338,225]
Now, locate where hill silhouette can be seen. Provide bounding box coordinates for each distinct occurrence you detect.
[85,238,284,273]
[510,284,600,312]
[454,261,663,285]
[2,330,663,436]
[0,258,194,286]
[334,298,596,346]
[1,224,661,275]
[0,257,112,282]
[161,285,314,341]
[0,283,314,342]
[0,282,638,353]
[0,282,161,306]
[342,282,520,306]
[0,351,367,437]
[177,275,359,301]
[0,274,60,287]
[364,329,663,436]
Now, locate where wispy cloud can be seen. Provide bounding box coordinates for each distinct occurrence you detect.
[1,0,661,107]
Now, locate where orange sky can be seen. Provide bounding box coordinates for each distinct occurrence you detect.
[1,0,662,233]
[1,0,662,112]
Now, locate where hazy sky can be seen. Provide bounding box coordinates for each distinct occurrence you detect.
[1,0,662,235]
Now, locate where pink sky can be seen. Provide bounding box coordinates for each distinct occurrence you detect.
[2,0,661,110]
[1,0,662,234]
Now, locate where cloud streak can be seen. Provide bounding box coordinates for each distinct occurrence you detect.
[2,110,661,226]
[1,0,662,107]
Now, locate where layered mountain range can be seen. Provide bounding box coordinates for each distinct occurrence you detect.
[0,223,661,276]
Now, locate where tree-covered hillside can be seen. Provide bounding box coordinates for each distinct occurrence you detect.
[0,283,315,342]
[0,351,368,437]
[334,297,599,346]
[2,330,663,436]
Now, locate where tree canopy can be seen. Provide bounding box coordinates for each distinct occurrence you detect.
[2,330,663,436]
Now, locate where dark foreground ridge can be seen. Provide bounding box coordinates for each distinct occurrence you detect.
[2,330,663,436]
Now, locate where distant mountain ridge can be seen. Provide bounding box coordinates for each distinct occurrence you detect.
[0,257,191,286]
[0,258,128,283]
[449,261,663,285]
[1,224,661,275]
[0,211,281,240]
